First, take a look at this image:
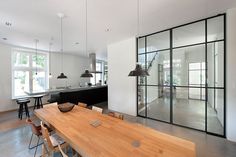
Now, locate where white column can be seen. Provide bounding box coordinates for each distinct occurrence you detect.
[107,37,137,116]
[226,7,236,142]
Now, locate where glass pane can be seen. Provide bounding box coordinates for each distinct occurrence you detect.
[33,54,46,68]
[189,88,200,99]
[207,89,224,135]
[201,88,206,100]
[138,54,145,65]
[173,21,205,47]
[147,51,170,85]
[104,63,108,84]
[13,52,29,67]
[189,63,200,70]
[147,31,170,52]
[201,70,206,85]
[96,62,102,71]
[207,16,224,42]
[95,73,102,84]
[138,37,145,54]
[173,45,205,86]
[173,87,205,130]
[207,41,224,88]
[147,86,170,122]
[201,62,205,69]
[189,71,201,85]
[14,71,29,97]
[138,54,146,85]
[138,86,146,116]
[33,71,46,92]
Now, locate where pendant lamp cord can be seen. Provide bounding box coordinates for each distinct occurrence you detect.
[35,39,38,75]
[60,16,64,73]
[49,43,51,73]
[137,0,139,37]
[86,0,88,58]
[137,0,140,66]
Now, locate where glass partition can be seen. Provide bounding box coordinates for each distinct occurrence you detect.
[137,14,225,137]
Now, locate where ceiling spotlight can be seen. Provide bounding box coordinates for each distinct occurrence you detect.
[2,38,7,40]
[5,22,12,26]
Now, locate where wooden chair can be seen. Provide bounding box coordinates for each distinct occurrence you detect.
[40,121,69,157]
[92,106,103,113]
[57,141,80,157]
[108,112,124,120]
[58,143,69,157]
[26,118,42,157]
[78,102,87,108]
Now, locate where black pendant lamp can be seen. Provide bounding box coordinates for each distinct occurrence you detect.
[128,0,149,77]
[57,13,68,79]
[81,70,93,77]
[57,72,67,79]
[81,0,93,78]
[128,64,149,77]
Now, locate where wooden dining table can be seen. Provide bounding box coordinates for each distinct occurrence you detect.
[34,103,196,157]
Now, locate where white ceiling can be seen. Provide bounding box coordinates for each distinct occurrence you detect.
[0,0,235,60]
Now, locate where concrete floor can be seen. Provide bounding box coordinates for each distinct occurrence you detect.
[139,97,224,135]
[0,103,235,157]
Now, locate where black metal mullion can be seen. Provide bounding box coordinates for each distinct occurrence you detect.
[188,63,190,99]
[145,37,147,118]
[214,42,216,111]
[136,37,139,116]
[223,14,226,137]
[170,29,173,124]
[205,19,208,133]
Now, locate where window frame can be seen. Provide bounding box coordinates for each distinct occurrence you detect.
[11,48,49,99]
[90,60,106,85]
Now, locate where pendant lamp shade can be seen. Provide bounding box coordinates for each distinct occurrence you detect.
[57,13,68,79]
[81,70,93,77]
[57,72,68,79]
[128,64,149,77]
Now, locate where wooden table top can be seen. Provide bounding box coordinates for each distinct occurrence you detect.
[34,103,196,157]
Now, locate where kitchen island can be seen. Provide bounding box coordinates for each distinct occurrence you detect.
[25,85,108,106]
[48,85,107,105]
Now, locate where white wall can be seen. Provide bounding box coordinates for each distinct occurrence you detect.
[107,37,137,116]
[226,7,236,142]
[49,52,89,89]
[0,43,13,112]
[0,43,89,112]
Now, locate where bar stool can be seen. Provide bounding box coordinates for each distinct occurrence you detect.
[16,98,30,120]
[33,95,44,110]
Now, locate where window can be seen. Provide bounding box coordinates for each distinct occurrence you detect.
[12,49,49,98]
[90,61,106,85]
